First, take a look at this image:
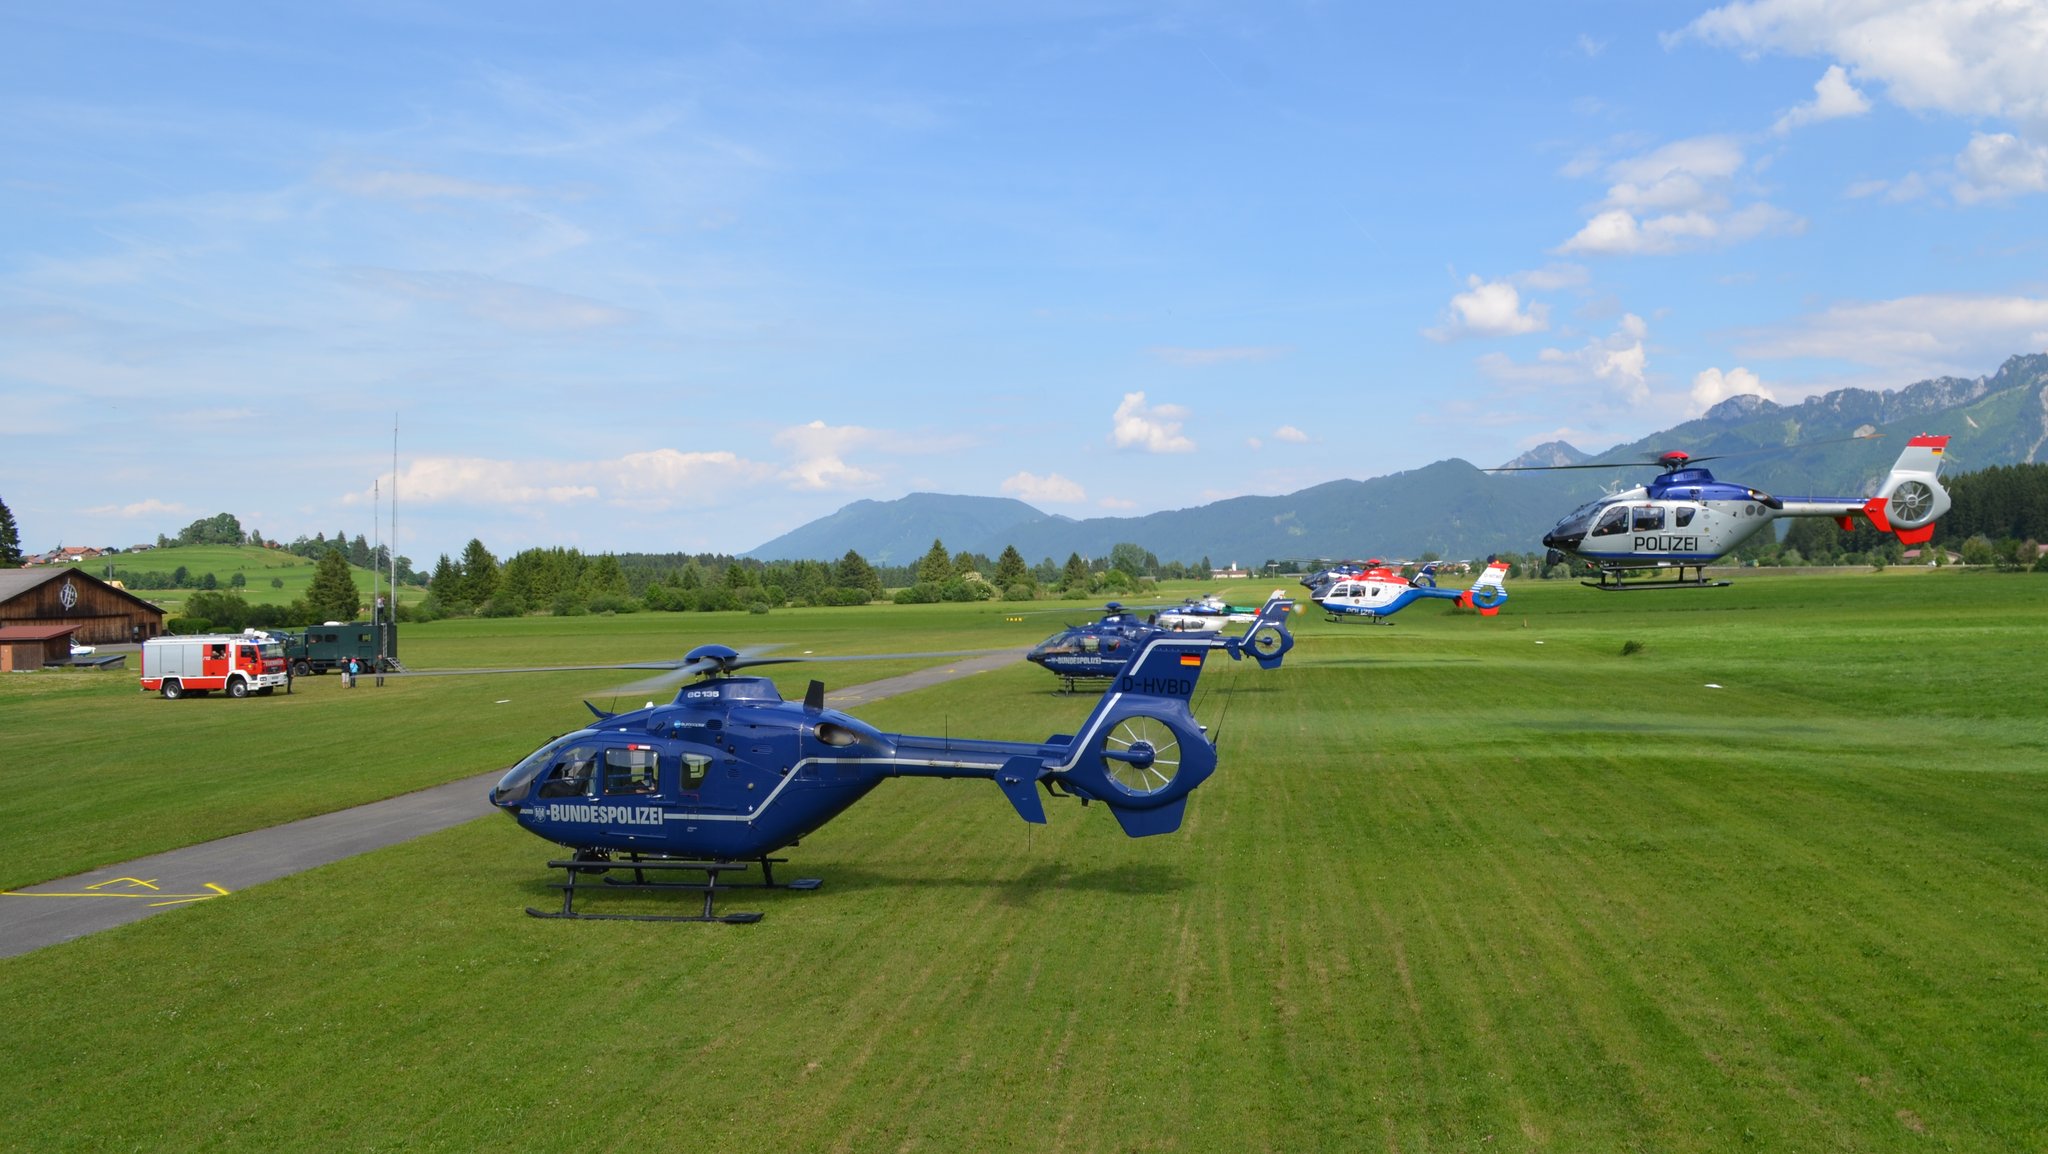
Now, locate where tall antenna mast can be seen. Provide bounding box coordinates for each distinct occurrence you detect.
[391,416,399,609]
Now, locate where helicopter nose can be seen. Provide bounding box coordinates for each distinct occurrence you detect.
[1542,529,1583,553]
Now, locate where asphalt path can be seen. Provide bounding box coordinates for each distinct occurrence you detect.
[0,648,1027,959]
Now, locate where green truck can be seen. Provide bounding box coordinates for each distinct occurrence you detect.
[277,621,400,676]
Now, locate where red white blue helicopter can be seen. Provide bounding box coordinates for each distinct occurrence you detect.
[1499,435,1951,589]
[485,593,1297,921]
[1313,559,1509,622]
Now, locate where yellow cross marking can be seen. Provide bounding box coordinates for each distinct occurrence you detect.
[1,880,231,904]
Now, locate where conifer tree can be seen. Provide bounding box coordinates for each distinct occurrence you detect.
[305,548,363,622]
[916,538,952,584]
[1060,552,1091,591]
[994,544,1028,588]
[0,496,20,567]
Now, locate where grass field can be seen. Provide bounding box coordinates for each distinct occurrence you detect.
[56,544,417,613]
[3,572,2045,1151]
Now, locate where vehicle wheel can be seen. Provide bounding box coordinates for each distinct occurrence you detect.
[162,680,184,700]
[227,679,249,699]
[292,660,312,678]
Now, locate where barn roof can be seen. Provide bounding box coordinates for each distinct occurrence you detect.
[0,567,166,618]
[0,623,82,642]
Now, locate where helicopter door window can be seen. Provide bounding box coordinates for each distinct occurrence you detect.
[603,747,660,795]
[1591,506,1630,537]
[1081,637,1099,655]
[680,753,711,790]
[1632,507,1666,532]
[1674,507,1698,528]
[537,745,602,799]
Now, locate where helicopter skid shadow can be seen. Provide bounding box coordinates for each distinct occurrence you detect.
[817,860,1189,906]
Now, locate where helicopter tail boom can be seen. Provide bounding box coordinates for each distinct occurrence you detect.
[1453,559,1511,615]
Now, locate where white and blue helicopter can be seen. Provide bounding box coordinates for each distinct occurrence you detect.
[1499,435,1951,589]
[1313,559,1509,621]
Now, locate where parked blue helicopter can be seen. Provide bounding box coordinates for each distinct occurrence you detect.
[1023,595,1273,691]
[487,592,1298,921]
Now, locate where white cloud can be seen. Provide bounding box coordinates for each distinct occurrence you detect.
[1097,496,1138,509]
[1515,263,1591,291]
[84,498,189,519]
[1000,471,1087,504]
[1955,132,2048,203]
[1478,313,1652,403]
[772,420,884,491]
[1733,292,2048,372]
[1685,0,2048,126]
[1149,346,1287,366]
[1273,425,1310,443]
[1773,65,1871,134]
[1110,392,1195,453]
[1557,133,1804,255]
[1690,366,1775,414]
[388,449,776,507]
[1685,0,2048,203]
[1578,33,1608,58]
[1425,275,1548,341]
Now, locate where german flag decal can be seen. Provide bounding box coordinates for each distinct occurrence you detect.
[1179,652,1204,667]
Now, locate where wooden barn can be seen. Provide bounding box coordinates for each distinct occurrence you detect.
[0,569,166,649]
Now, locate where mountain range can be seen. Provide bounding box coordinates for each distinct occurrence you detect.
[746,354,2048,565]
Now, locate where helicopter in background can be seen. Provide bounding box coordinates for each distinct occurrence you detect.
[484,593,1298,921]
[1314,559,1509,622]
[1497,435,1951,589]
[1023,596,1272,690]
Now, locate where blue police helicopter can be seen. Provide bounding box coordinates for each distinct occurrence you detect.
[1022,597,1257,691]
[486,592,1298,922]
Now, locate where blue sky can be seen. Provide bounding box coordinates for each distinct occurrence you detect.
[5,1,2046,563]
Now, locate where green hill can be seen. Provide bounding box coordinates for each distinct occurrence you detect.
[59,545,416,615]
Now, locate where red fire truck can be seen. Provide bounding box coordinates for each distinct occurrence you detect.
[141,633,291,699]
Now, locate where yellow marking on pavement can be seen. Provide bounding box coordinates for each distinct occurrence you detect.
[2,880,231,904]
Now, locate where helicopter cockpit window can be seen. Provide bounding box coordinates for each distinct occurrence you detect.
[1632,507,1666,532]
[1034,632,1077,655]
[1674,507,1697,528]
[537,744,603,799]
[1592,506,1630,537]
[492,733,589,804]
[603,747,660,795]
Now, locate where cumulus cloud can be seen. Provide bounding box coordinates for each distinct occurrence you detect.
[1000,471,1087,503]
[84,498,189,519]
[1478,313,1652,404]
[1731,292,2048,373]
[1556,134,1802,255]
[387,449,778,508]
[1684,0,2048,203]
[1955,132,2048,203]
[1425,275,1549,341]
[1273,425,1310,443]
[1690,366,1775,413]
[1110,392,1195,453]
[772,420,885,491]
[1773,64,1871,134]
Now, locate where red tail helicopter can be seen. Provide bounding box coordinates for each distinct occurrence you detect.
[470,592,1298,922]
[1497,435,1951,589]
[1312,559,1509,621]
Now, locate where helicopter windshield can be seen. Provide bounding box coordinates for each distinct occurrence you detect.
[492,730,596,805]
[1552,498,1607,536]
[1033,631,1080,656]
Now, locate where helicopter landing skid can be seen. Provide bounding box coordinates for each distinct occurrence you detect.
[1583,565,1732,591]
[530,857,820,924]
[1056,676,1114,695]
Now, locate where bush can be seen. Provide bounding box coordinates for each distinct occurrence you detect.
[824,587,871,606]
[478,597,525,618]
[587,593,640,615]
[1003,582,1038,602]
[892,583,944,604]
[168,617,213,635]
[746,601,772,615]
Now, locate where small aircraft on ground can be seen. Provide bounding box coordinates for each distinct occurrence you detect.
[1314,559,1509,622]
[485,592,1298,921]
[1497,435,1951,589]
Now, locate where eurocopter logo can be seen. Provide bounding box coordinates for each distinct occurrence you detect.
[59,580,78,611]
[538,803,663,826]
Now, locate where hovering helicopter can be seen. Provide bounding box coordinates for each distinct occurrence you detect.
[1498,435,1951,589]
[487,592,1299,921]
[1314,559,1509,622]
